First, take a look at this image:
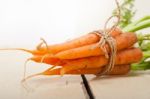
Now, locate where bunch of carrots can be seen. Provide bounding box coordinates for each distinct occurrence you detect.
[23,0,150,79]
[7,28,142,79]
[20,0,150,79]
[1,0,150,80]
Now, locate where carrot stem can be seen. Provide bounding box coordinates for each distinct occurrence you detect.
[123,19,150,32]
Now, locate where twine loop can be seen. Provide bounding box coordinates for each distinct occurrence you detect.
[95,0,120,76]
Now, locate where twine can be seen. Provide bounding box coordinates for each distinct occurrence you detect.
[95,0,120,76]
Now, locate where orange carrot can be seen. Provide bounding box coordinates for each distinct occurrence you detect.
[55,32,137,59]
[30,47,141,67]
[41,64,130,75]
[23,64,130,80]
[0,28,121,56]
[60,48,142,74]
[37,28,122,54]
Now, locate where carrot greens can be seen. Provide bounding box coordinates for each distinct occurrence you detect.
[113,0,150,70]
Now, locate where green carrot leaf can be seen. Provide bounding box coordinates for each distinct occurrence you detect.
[113,0,136,28]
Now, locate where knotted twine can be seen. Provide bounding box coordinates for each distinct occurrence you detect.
[94,0,121,76]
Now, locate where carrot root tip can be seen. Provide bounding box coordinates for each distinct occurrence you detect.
[0,48,34,54]
[22,73,42,82]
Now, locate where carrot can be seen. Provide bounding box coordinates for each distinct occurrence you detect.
[41,64,130,75]
[60,48,142,74]
[0,28,121,56]
[22,65,130,82]
[54,32,137,59]
[30,47,141,67]
[23,64,130,81]
[37,28,122,54]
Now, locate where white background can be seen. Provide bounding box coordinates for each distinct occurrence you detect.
[0,0,149,48]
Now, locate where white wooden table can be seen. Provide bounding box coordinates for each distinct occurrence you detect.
[86,71,150,99]
[0,51,150,99]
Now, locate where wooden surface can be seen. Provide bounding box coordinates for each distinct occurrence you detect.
[0,51,150,99]
[86,71,150,99]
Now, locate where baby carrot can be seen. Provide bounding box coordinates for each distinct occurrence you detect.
[0,28,121,56]
[55,32,137,59]
[23,64,130,81]
[37,28,122,54]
